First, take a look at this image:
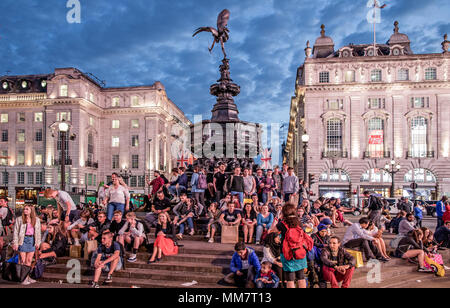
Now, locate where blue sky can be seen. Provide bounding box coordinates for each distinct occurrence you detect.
[0,0,448,129]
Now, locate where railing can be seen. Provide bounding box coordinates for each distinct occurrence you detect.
[53,158,73,166]
[406,151,435,159]
[363,151,391,159]
[322,151,349,159]
[85,161,99,169]
[0,94,47,102]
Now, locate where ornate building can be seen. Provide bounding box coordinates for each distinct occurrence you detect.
[0,67,190,208]
[284,22,450,201]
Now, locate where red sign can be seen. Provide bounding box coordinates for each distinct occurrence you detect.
[369,130,384,145]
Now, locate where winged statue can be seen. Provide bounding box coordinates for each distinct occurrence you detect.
[193,9,230,59]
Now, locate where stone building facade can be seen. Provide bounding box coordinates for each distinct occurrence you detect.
[0,67,190,208]
[284,22,450,202]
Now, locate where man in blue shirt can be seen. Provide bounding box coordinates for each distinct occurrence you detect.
[436,196,448,230]
[224,242,261,288]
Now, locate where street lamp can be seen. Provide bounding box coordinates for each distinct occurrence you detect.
[302,133,310,183]
[384,160,401,198]
[120,167,132,184]
[59,120,69,191]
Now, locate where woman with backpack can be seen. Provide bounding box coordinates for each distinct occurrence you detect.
[272,203,313,288]
[191,166,206,216]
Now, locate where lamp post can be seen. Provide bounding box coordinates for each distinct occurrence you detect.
[58,120,69,191]
[384,160,401,198]
[302,133,310,182]
[120,167,132,185]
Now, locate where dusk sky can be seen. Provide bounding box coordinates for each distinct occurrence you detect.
[0,0,449,130]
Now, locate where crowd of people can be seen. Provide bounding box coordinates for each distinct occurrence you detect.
[0,163,448,288]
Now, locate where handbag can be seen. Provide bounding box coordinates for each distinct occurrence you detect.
[70,245,82,258]
[30,260,45,280]
[2,254,32,283]
[83,240,98,260]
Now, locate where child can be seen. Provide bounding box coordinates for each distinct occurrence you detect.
[255,261,280,289]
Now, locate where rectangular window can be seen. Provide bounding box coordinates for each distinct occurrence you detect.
[27,172,34,185]
[3,172,8,185]
[344,71,355,83]
[112,120,120,129]
[35,172,43,185]
[60,85,68,97]
[89,93,94,102]
[326,119,343,152]
[319,72,330,83]
[56,112,71,122]
[106,176,112,185]
[17,130,25,142]
[2,130,8,142]
[0,114,8,123]
[112,136,120,147]
[131,135,139,147]
[35,129,43,142]
[0,150,8,165]
[130,176,137,187]
[327,99,343,110]
[112,155,119,169]
[112,97,120,107]
[425,68,437,80]
[138,176,145,188]
[371,69,382,82]
[17,172,24,185]
[17,150,25,165]
[411,97,429,109]
[88,174,93,186]
[34,112,43,122]
[397,69,409,81]
[89,117,94,126]
[34,151,43,166]
[132,155,139,169]
[131,120,140,128]
[17,113,25,123]
[131,96,140,107]
[368,98,385,109]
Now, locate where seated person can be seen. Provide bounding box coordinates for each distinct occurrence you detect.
[256,205,274,245]
[365,221,390,260]
[206,203,222,243]
[90,231,123,288]
[334,199,354,226]
[220,202,242,228]
[144,191,171,228]
[262,233,284,288]
[320,236,356,289]
[109,210,127,241]
[389,211,406,234]
[395,229,433,273]
[224,242,261,288]
[173,196,196,239]
[148,213,179,264]
[118,212,145,263]
[39,222,68,264]
[434,220,450,248]
[87,211,111,243]
[242,202,257,244]
[311,224,331,250]
[342,217,387,262]
[297,207,314,233]
[219,194,232,212]
[398,214,416,236]
[67,209,95,245]
[255,261,280,288]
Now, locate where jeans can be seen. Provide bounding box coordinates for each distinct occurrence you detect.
[344,238,380,260]
[107,202,125,221]
[255,225,266,242]
[90,252,123,272]
[193,192,205,216]
[437,217,444,230]
[61,210,78,223]
[283,193,293,203]
[231,191,244,205]
[179,217,194,234]
[256,280,279,289]
[168,185,186,197]
[215,190,225,204]
[262,193,271,204]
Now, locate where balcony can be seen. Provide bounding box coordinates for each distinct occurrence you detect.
[53,158,72,166]
[363,151,391,159]
[406,151,435,159]
[322,151,348,159]
[85,161,99,169]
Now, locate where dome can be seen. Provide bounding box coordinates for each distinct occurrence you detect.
[388,21,410,45]
[314,24,335,46]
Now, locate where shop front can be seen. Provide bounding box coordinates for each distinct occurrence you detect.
[402,185,437,201]
[359,186,391,198]
[319,186,351,199]
[15,187,42,210]
[0,188,8,198]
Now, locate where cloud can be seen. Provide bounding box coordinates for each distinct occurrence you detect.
[0,0,448,131]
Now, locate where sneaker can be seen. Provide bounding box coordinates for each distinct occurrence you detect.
[208,238,214,243]
[205,232,211,238]
[21,278,31,286]
[418,267,433,273]
[176,234,183,240]
[128,254,137,263]
[105,274,113,284]
[189,230,195,236]
[91,282,100,288]
[255,241,260,245]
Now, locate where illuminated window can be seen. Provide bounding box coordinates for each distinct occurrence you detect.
[367,118,384,158]
[89,117,94,126]
[344,71,355,82]
[17,130,25,142]
[34,112,43,122]
[131,135,139,147]
[131,96,140,107]
[320,169,350,182]
[112,136,120,147]
[17,151,25,165]
[411,117,428,158]
[112,120,120,129]
[411,97,429,109]
[327,99,343,110]
[0,114,8,123]
[326,119,343,152]
[368,98,385,109]
[112,97,120,107]
[398,68,409,81]
[34,151,43,166]
[60,85,68,97]
[131,120,140,128]
[361,169,392,183]
[405,169,436,183]
[56,112,71,122]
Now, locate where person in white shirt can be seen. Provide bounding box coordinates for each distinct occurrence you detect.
[44,188,77,223]
[103,173,130,221]
[118,212,145,263]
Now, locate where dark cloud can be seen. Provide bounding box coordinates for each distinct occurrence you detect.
[0,0,448,127]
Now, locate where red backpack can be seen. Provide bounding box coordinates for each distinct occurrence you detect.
[282,221,314,261]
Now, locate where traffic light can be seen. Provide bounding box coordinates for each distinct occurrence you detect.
[308,174,316,185]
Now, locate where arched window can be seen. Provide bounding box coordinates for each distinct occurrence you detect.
[320,168,350,182]
[367,118,384,158]
[404,169,436,184]
[411,117,428,158]
[326,119,343,153]
[361,169,392,183]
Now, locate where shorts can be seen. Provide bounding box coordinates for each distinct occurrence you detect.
[284,269,305,281]
[19,236,35,253]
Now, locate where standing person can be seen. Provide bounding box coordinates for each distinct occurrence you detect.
[321,236,356,288]
[213,163,227,203]
[272,166,283,199]
[414,202,424,228]
[103,173,130,221]
[44,188,77,223]
[272,203,313,289]
[363,191,383,229]
[254,169,265,202]
[228,167,245,206]
[146,171,165,201]
[0,196,13,264]
[12,204,41,285]
[97,182,107,210]
[191,167,206,216]
[282,168,299,203]
[261,170,276,204]
[256,205,274,245]
[436,196,448,230]
[243,168,256,199]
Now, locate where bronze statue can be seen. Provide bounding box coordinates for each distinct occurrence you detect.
[193,9,230,59]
